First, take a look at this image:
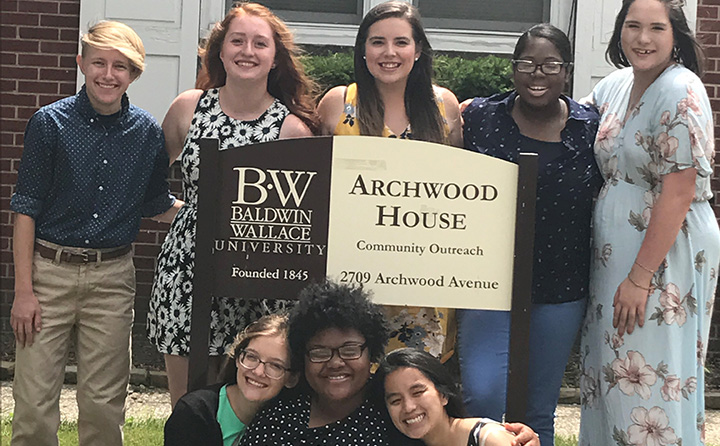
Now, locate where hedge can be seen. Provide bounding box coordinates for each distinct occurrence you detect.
[300,51,513,102]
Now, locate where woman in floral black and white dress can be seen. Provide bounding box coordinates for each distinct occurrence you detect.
[147,2,317,408]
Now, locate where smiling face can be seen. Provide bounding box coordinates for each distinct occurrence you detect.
[76,46,136,115]
[512,36,567,110]
[219,14,276,84]
[304,327,371,407]
[621,0,674,76]
[236,333,292,402]
[384,367,449,440]
[364,17,420,87]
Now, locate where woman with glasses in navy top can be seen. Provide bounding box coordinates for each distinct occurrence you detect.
[460,24,601,446]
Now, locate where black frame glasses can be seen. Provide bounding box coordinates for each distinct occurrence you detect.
[511,59,571,75]
[238,350,289,379]
[306,343,368,363]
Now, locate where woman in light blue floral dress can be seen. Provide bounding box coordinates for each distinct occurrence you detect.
[579,0,719,444]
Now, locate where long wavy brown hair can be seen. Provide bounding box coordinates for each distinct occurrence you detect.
[196,2,318,132]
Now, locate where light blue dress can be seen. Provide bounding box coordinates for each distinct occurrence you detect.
[579,65,719,446]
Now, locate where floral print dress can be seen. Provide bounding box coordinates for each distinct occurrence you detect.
[147,88,293,356]
[579,65,719,445]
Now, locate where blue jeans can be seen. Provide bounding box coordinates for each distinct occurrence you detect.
[458,299,586,446]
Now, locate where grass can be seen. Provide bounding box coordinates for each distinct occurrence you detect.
[1,418,717,446]
[1,416,165,446]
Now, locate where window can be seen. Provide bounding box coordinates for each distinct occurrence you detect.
[219,0,561,53]
[226,0,362,24]
[416,0,548,32]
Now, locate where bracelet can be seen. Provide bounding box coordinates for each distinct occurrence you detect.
[634,260,655,274]
[627,274,651,291]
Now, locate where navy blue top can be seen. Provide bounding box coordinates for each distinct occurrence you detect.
[463,90,601,304]
[10,85,175,248]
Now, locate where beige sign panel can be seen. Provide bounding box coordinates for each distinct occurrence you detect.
[326,136,518,311]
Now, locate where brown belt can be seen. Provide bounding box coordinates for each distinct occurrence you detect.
[35,243,132,264]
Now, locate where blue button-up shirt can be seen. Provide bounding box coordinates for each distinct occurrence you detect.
[463,90,601,304]
[11,85,175,248]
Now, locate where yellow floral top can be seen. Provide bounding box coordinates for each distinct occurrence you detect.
[334,83,450,140]
[333,83,456,359]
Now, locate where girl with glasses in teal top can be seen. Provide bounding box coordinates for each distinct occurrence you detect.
[164,314,298,446]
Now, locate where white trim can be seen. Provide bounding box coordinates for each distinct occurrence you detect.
[288,22,522,54]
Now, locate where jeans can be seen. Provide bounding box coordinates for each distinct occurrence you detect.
[458,298,587,446]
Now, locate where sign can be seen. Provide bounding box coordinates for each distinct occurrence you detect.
[191,136,537,423]
[198,136,518,310]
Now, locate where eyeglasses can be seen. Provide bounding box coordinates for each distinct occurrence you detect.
[511,60,571,75]
[306,343,368,363]
[238,350,289,380]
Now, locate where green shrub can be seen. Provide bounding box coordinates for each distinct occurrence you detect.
[301,52,355,95]
[434,54,513,101]
[301,52,512,101]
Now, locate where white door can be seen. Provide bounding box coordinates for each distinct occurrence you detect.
[78,0,201,122]
[573,0,697,100]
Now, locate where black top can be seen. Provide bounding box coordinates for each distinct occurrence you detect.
[238,379,420,446]
[463,91,602,304]
[164,383,224,446]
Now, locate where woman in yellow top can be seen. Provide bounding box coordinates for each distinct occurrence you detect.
[317,1,462,358]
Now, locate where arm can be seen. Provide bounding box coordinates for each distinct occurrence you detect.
[613,168,696,336]
[577,93,595,106]
[152,199,185,224]
[438,87,463,147]
[317,86,347,136]
[503,423,540,446]
[163,89,204,164]
[279,114,313,139]
[164,396,217,446]
[11,213,42,348]
[144,90,201,219]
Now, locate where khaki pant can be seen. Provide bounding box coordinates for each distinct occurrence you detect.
[12,246,135,446]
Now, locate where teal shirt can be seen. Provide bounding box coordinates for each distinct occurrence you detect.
[217,384,246,446]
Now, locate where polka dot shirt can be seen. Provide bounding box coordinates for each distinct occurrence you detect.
[463,90,602,304]
[10,85,175,248]
[238,381,419,446]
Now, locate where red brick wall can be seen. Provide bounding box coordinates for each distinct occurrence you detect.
[1,0,720,366]
[698,0,720,365]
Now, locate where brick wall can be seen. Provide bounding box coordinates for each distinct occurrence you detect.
[1,0,720,368]
[698,0,720,367]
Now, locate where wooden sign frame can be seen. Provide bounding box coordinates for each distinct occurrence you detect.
[188,137,536,421]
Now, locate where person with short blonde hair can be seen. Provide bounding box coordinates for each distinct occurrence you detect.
[80,20,146,76]
[10,20,181,446]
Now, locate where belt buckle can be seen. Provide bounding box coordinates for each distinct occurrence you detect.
[80,251,91,263]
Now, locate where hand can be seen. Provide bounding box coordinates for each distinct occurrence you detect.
[459,98,473,113]
[504,423,540,446]
[613,276,650,336]
[11,289,42,347]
